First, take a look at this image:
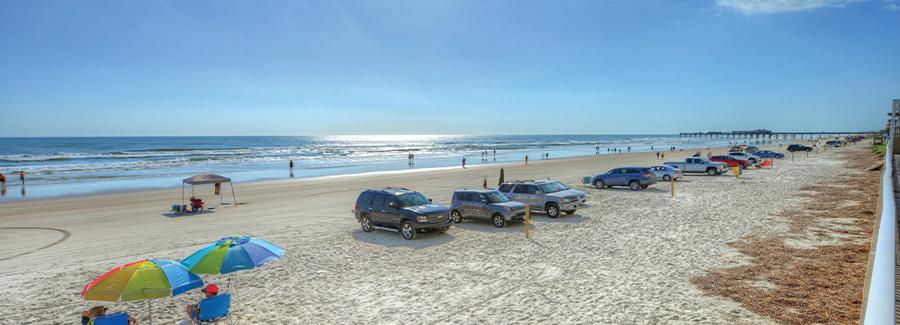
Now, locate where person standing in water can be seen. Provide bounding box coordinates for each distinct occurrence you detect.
[289,160,294,170]
[0,173,5,188]
[19,171,25,185]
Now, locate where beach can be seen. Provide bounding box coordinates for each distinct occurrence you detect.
[0,143,861,324]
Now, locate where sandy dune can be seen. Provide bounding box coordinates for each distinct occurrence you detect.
[0,144,843,324]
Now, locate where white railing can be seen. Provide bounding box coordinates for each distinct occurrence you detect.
[861,100,898,324]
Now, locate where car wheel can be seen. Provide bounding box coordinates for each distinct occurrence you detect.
[593,179,605,189]
[450,210,463,223]
[629,180,641,191]
[564,210,576,215]
[707,168,717,176]
[491,214,506,228]
[662,174,671,182]
[546,203,560,219]
[400,221,416,240]
[360,215,372,233]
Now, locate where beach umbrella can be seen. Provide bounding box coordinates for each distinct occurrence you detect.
[180,236,284,312]
[180,236,284,275]
[82,259,204,325]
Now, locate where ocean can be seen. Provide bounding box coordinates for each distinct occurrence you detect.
[0,135,773,200]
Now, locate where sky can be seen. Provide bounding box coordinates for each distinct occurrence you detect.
[1,0,898,136]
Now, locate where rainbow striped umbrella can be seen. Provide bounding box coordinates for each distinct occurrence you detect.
[82,259,204,325]
[82,259,203,302]
[180,236,284,274]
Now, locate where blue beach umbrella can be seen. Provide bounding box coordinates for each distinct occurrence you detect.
[181,236,284,275]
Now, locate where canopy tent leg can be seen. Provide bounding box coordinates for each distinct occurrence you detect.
[147,300,152,325]
[230,182,237,206]
[182,183,185,206]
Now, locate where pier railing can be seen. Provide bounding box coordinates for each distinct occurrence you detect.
[861,99,899,324]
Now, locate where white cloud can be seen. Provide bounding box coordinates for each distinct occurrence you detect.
[883,0,900,11]
[716,0,862,14]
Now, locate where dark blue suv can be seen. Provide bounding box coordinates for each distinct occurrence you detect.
[589,166,657,190]
[353,188,451,240]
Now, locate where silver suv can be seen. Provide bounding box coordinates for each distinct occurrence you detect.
[497,180,586,218]
[450,190,527,228]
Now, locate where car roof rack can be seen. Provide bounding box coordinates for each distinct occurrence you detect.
[383,187,411,191]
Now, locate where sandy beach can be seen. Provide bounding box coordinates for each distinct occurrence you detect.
[0,143,858,324]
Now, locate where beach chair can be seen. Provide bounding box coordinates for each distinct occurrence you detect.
[92,312,129,325]
[193,293,234,324]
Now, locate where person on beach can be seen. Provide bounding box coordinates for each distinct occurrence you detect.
[81,305,138,325]
[177,284,219,325]
[627,147,631,153]
[19,171,25,185]
[289,160,294,170]
[525,155,529,165]
[656,152,660,159]
[462,157,466,168]
[661,152,665,159]
[0,173,5,187]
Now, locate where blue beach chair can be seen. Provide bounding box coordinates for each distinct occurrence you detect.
[193,293,234,324]
[92,312,129,325]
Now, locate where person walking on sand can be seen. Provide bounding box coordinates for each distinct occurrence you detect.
[525,155,529,165]
[462,157,466,169]
[661,152,665,160]
[656,152,660,159]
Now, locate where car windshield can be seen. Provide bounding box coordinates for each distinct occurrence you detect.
[397,193,430,207]
[484,191,511,203]
[538,182,569,193]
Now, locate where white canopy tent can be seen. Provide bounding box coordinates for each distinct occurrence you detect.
[182,173,237,206]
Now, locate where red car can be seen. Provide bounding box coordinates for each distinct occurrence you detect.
[709,155,750,168]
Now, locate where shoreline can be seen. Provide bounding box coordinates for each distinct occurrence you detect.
[0,142,790,204]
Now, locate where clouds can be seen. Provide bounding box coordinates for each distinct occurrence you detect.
[716,0,861,14]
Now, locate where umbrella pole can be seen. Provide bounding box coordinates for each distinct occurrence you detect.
[147,300,152,325]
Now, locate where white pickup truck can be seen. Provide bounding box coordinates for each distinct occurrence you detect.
[664,158,727,176]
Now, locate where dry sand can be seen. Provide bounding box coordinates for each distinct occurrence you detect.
[0,143,852,324]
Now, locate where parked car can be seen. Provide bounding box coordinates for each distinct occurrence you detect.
[754,150,784,159]
[498,180,586,218]
[709,155,750,168]
[728,145,744,152]
[787,144,813,152]
[450,190,527,228]
[727,152,760,164]
[650,165,681,182]
[664,158,727,176]
[589,166,658,191]
[825,140,842,147]
[353,187,451,240]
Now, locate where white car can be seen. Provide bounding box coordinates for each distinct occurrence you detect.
[728,152,760,164]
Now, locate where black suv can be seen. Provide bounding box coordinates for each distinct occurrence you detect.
[353,188,451,240]
[787,144,813,152]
